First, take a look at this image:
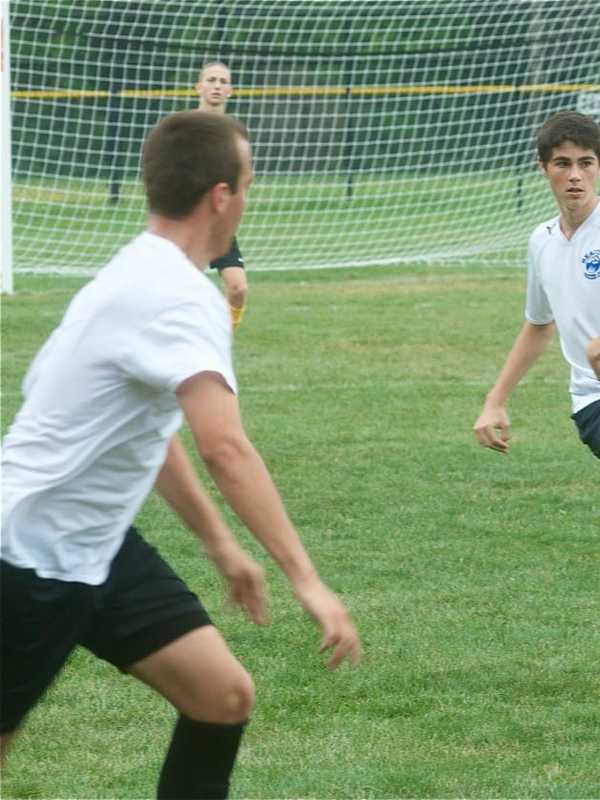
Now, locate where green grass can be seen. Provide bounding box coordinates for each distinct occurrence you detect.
[2,266,599,799]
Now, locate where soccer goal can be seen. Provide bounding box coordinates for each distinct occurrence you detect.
[4,0,600,282]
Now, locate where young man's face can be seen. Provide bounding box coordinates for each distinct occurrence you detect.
[196,65,232,111]
[541,141,600,217]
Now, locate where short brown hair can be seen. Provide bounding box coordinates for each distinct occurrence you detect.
[537,110,600,165]
[142,111,248,219]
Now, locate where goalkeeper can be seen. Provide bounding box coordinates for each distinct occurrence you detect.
[196,61,248,331]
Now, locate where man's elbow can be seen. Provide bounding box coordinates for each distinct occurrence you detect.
[197,432,251,473]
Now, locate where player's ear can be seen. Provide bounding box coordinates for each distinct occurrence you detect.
[209,182,232,214]
[538,159,549,177]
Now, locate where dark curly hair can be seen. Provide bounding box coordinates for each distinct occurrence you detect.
[537,110,600,165]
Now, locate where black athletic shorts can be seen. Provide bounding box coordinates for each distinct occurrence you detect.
[210,236,244,271]
[571,398,600,459]
[0,527,212,734]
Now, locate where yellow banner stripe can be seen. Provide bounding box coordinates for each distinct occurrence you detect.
[13,89,110,98]
[239,86,346,96]
[119,88,198,98]
[11,83,600,100]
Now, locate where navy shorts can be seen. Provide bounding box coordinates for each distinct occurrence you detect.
[571,398,600,459]
[210,236,244,271]
[0,527,212,734]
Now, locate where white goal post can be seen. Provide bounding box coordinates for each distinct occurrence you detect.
[1,0,14,293]
[4,0,600,283]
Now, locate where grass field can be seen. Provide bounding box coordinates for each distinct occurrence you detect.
[1,264,599,799]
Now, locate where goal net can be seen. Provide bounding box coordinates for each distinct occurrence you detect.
[6,0,600,278]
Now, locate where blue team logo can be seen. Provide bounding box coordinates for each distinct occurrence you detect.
[582,250,600,280]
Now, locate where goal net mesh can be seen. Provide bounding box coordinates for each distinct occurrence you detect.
[8,0,600,275]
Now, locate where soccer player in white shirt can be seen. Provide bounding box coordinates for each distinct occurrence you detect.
[0,111,361,798]
[474,110,600,460]
[196,61,248,331]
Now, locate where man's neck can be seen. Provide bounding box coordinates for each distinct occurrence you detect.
[559,196,599,240]
[198,101,226,115]
[147,215,211,271]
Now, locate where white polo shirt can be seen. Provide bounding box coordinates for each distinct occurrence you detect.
[1,232,236,585]
[525,201,600,413]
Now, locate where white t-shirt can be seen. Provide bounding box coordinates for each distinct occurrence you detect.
[1,232,236,585]
[525,201,600,413]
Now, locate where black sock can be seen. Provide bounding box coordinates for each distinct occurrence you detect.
[157,715,247,800]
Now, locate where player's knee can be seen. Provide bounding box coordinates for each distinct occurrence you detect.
[222,268,247,308]
[186,667,255,724]
[228,283,247,309]
[222,669,255,722]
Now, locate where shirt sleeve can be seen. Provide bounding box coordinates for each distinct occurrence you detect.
[119,301,238,394]
[524,237,554,325]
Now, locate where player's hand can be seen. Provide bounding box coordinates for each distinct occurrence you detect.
[213,544,269,626]
[293,578,362,669]
[473,403,511,453]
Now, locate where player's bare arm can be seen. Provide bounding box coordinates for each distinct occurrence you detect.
[155,434,268,625]
[176,371,362,669]
[474,320,555,452]
[586,336,600,380]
